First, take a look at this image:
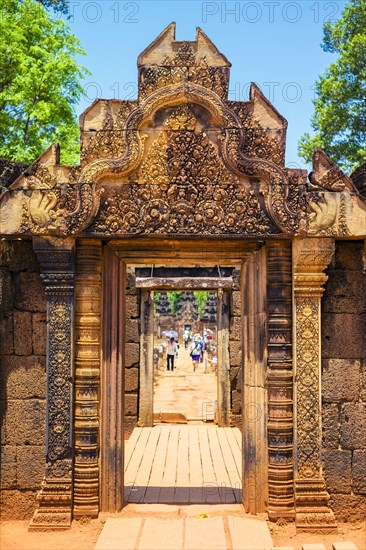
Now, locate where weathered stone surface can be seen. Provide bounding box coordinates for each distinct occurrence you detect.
[0,313,14,355]
[0,489,38,520]
[352,449,366,493]
[231,291,241,317]
[232,267,241,291]
[8,240,40,272]
[230,316,241,341]
[126,267,137,295]
[322,359,360,402]
[32,313,47,355]
[125,343,139,367]
[231,390,241,415]
[125,294,139,319]
[0,268,14,311]
[323,270,366,314]
[14,272,46,313]
[125,393,138,416]
[126,318,139,343]
[230,366,241,392]
[125,367,139,392]
[229,340,241,367]
[361,360,366,401]
[1,355,46,400]
[322,313,366,359]
[16,446,45,489]
[323,449,352,494]
[0,446,17,488]
[13,311,32,355]
[329,493,366,522]
[340,403,366,449]
[3,399,45,445]
[322,404,340,449]
[231,414,242,429]
[334,241,365,271]
[124,417,138,439]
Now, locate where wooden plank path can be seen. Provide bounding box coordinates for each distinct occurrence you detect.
[124,425,242,504]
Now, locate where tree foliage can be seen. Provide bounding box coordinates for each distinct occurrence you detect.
[193,291,209,317]
[0,0,89,165]
[37,0,69,14]
[167,292,181,314]
[298,0,366,173]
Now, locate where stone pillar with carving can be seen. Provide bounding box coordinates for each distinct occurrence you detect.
[266,241,294,521]
[293,238,337,532]
[29,237,75,531]
[73,240,102,517]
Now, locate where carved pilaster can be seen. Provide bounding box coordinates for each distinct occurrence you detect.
[293,238,337,532]
[74,240,102,517]
[266,242,294,521]
[29,237,75,531]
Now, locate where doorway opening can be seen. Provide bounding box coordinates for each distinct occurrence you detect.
[153,291,218,424]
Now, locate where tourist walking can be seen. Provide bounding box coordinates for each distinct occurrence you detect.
[190,338,201,372]
[166,337,177,371]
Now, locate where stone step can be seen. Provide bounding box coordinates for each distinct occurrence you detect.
[94,515,273,550]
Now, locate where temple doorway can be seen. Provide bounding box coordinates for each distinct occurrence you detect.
[101,242,270,515]
[153,291,218,424]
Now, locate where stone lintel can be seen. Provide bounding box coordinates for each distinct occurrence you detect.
[135,276,233,290]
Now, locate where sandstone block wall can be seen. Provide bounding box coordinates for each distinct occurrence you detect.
[124,267,140,438]
[0,240,46,519]
[321,240,366,521]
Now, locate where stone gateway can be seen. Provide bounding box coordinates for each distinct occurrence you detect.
[0,24,365,532]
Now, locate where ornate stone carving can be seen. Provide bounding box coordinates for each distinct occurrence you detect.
[308,193,350,236]
[90,106,277,236]
[29,237,75,531]
[228,101,285,167]
[73,240,102,517]
[75,82,305,236]
[309,150,354,192]
[21,182,102,236]
[293,237,337,532]
[266,242,294,520]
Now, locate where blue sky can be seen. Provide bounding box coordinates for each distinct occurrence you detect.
[64,0,347,168]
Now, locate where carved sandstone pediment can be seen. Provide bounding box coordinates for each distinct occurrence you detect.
[0,24,365,239]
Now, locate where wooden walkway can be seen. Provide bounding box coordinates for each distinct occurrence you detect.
[124,425,242,505]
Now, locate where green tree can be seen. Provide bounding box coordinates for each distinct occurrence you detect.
[194,291,209,317]
[0,0,89,165]
[167,292,181,314]
[37,0,69,14]
[298,0,366,173]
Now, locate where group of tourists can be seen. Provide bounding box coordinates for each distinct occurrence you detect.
[166,329,213,373]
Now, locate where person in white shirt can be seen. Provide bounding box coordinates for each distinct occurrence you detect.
[166,337,178,371]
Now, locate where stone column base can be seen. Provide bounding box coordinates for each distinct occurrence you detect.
[28,479,72,531]
[295,478,337,533]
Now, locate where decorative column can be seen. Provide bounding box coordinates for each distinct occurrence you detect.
[293,238,337,531]
[29,237,75,530]
[73,240,102,517]
[266,242,294,521]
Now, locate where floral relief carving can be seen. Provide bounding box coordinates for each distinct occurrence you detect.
[296,296,321,478]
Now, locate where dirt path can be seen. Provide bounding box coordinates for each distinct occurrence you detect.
[153,345,217,421]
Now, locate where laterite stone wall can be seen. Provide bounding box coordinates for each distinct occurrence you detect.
[321,240,366,521]
[0,240,46,519]
[229,267,242,428]
[124,266,140,437]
